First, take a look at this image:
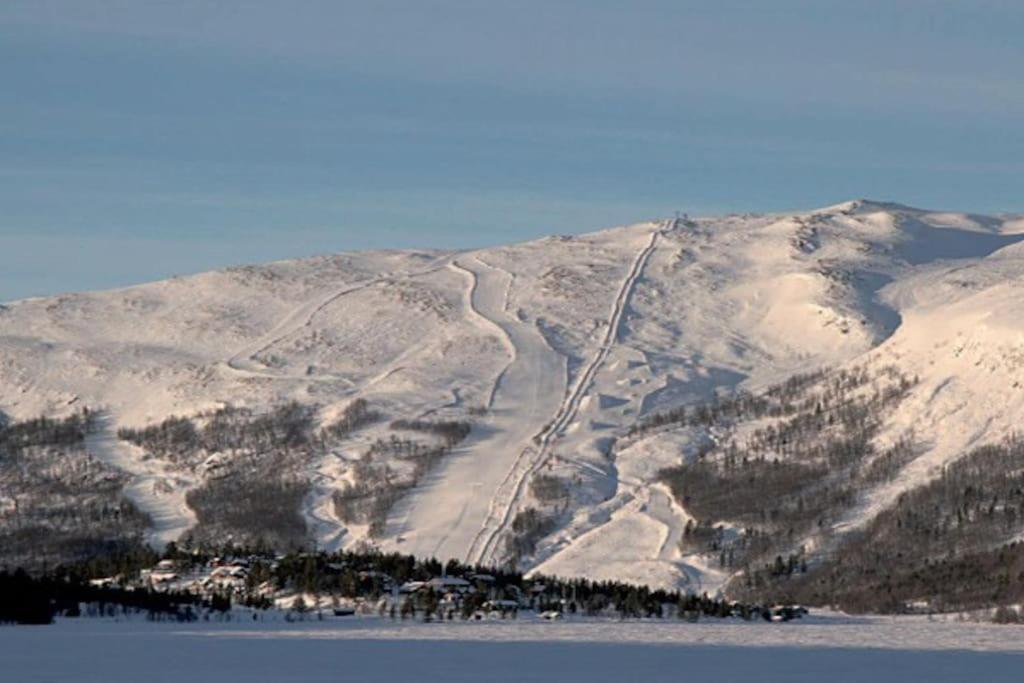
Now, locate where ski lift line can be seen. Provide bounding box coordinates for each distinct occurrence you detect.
[469,217,677,566]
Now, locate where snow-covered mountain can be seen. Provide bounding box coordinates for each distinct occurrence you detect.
[3,199,1024,594]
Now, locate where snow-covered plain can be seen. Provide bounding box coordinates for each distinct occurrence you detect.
[3,614,1023,682]
[3,200,1024,591]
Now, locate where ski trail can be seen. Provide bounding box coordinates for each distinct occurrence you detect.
[529,462,712,594]
[84,415,197,549]
[637,476,725,594]
[449,260,517,410]
[231,258,455,547]
[303,450,349,552]
[387,259,514,555]
[470,220,672,565]
[383,256,565,562]
[224,256,453,383]
[645,485,687,562]
[473,254,517,316]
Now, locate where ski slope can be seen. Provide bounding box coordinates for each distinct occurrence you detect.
[384,255,566,561]
[84,416,196,549]
[4,200,1024,590]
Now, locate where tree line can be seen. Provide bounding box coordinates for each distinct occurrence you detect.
[658,365,917,576]
[0,409,150,570]
[0,568,220,625]
[333,420,472,537]
[5,542,795,625]
[747,436,1024,614]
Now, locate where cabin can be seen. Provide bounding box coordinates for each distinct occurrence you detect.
[399,580,427,594]
[209,565,248,591]
[426,576,472,594]
[142,561,180,586]
[482,599,519,618]
[88,577,118,588]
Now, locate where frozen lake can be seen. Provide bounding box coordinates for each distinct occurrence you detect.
[2,614,1023,682]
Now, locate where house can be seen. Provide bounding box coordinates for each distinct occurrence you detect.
[88,577,118,588]
[439,593,460,612]
[482,599,519,617]
[209,565,248,592]
[143,562,180,586]
[484,599,519,609]
[255,580,277,598]
[211,565,248,579]
[426,576,472,594]
[399,580,427,594]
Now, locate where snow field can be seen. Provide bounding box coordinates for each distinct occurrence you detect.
[4,201,1024,592]
[4,615,1024,682]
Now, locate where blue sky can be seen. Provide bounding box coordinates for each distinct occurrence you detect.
[2,1,1022,300]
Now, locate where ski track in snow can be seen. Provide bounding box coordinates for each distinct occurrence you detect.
[84,416,197,549]
[471,220,672,565]
[449,260,517,411]
[530,455,718,594]
[386,256,565,562]
[302,449,352,553]
[646,485,685,563]
[223,256,453,384]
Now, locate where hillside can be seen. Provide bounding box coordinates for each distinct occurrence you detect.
[3,199,1024,611]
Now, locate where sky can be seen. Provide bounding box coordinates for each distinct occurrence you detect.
[1,1,1022,300]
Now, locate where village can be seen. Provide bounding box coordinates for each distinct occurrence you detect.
[119,556,540,620]
[81,549,808,624]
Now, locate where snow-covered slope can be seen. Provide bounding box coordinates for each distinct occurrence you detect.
[3,200,1023,590]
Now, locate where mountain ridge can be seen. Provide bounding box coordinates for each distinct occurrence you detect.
[3,200,1024,608]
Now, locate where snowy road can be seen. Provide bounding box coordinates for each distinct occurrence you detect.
[386,257,566,562]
